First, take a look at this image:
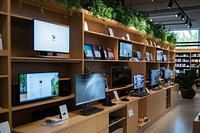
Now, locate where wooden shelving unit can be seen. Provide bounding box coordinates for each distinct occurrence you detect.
[0,1,178,132]
[176,49,200,73]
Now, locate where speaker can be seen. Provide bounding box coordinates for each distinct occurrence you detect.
[59,80,71,96]
[12,84,20,106]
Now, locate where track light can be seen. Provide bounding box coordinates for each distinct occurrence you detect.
[162,25,165,30]
[181,14,185,21]
[168,0,173,9]
[184,19,189,25]
[188,21,192,28]
[175,12,181,17]
[150,18,154,22]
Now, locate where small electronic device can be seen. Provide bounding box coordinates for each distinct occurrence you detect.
[118,41,132,60]
[33,19,70,56]
[74,73,105,115]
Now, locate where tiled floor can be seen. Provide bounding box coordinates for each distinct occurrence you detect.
[143,92,200,133]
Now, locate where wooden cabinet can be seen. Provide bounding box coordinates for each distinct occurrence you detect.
[126,100,138,133]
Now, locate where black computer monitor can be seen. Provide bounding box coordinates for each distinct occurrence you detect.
[33,19,70,56]
[133,74,144,90]
[118,41,132,60]
[111,66,132,88]
[74,73,105,115]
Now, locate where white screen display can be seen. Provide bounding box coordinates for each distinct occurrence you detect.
[34,19,70,53]
[134,74,144,89]
[75,73,105,106]
[19,72,59,103]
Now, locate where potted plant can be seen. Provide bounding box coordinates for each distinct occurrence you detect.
[175,67,200,99]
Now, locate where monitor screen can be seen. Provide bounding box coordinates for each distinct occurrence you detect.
[19,72,59,103]
[150,69,159,86]
[119,41,132,59]
[111,66,132,88]
[164,69,172,80]
[134,74,144,89]
[75,73,106,106]
[33,19,70,54]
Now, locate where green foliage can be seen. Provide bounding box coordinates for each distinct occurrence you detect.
[167,32,177,46]
[81,0,115,21]
[176,65,200,91]
[84,66,92,74]
[28,0,177,44]
[55,0,81,17]
[19,74,27,94]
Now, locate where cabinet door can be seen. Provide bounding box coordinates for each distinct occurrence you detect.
[98,113,109,132]
[171,85,179,107]
[127,101,138,133]
[147,91,166,120]
[58,118,97,133]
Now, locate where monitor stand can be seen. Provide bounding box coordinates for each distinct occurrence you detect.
[36,52,68,59]
[80,104,104,116]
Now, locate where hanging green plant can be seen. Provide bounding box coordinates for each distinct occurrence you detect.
[81,0,115,21]
[55,0,81,17]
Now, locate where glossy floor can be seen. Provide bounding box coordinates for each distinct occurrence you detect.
[143,92,200,133]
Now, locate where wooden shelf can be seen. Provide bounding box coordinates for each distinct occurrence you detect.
[12,94,75,111]
[0,50,8,56]
[84,59,146,63]
[138,119,151,127]
[107,84,133,92]
[109,117,126,127]
[59,77,71,81]
[0,11,7,16]
[0,108,9,114]
[85,30,145,46]
[11,57,82,63]
[0,75,8,78]
[11,14,33,20]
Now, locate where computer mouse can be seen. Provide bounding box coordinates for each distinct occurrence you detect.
[121,97,129,101]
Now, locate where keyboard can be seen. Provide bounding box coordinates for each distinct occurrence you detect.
[130,92,149,97]
[80,107,104,116]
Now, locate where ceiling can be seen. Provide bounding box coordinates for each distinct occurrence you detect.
[124,0,200,30]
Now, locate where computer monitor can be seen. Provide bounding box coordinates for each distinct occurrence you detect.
[164,69,172,80]
[33,19,70,56]
[150,69,159,87]
[75,73,105,115]
[118,41,132,60]
[133,74,144,90]
[18,72,59,104]
[111,66,132,88]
